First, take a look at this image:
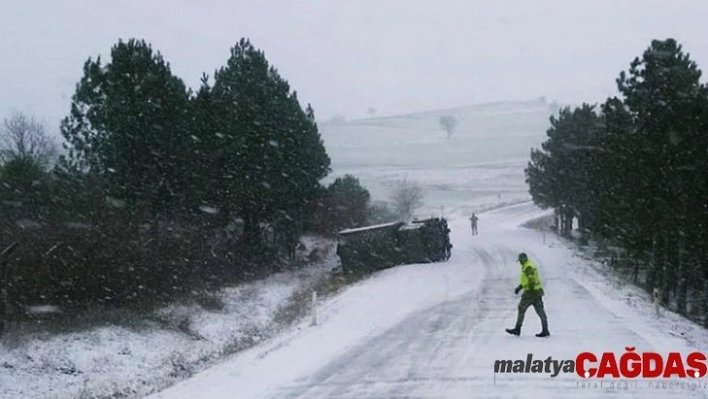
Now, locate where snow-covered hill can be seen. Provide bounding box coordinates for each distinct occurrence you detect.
[319,98,557,216]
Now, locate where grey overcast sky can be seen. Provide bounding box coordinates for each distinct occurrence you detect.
[1,0,707,133]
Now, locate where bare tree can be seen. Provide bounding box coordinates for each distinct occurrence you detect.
[1,112,56,165]
[439,115,458,139]
[390,179,424,220]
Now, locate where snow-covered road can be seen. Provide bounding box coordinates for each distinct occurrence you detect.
[148,203,708,398]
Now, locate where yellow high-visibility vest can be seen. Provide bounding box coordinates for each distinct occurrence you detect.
[520,260,543,292]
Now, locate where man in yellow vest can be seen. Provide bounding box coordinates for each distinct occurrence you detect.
[506,253,550,337]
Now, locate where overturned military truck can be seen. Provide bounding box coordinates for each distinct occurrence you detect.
[336,218,452,273]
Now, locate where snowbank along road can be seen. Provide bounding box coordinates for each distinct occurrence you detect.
[148,202,708,399]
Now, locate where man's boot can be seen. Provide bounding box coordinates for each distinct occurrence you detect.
[536,318,550,337]
[505,327,520,336]
[534,295,550,337]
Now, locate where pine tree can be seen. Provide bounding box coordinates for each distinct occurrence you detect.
[60,39,193,218]
[188,73,232,221]
[609,39,707,309]
[210,39,330,254]
[525,105,603,237]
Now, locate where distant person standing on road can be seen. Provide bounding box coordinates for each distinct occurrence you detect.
[470,214,478,236]
[506,253,550,337]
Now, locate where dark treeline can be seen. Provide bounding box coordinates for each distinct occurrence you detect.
[526,39,708,324]
[0,38,381,314]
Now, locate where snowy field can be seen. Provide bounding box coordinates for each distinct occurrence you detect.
[6,99,708,398]
[318,98,557,216]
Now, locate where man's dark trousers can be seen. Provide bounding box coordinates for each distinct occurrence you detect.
[515,289,548,331]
